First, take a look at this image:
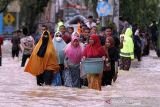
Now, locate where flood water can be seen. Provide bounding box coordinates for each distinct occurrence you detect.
[0,40,160,107]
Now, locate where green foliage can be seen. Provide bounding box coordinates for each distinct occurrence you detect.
[0,0,13,13]
[19,0,50,34]
[120,0,159,28]
[83,0,98,17]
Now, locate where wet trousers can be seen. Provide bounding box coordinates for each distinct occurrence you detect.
[59,64,64,85]
[87,74,102,91]
[0,56,1,66]
[36,70,53,86]
[21,54,31,67]
[12,48,20,58]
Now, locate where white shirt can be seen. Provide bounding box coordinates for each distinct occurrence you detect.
[86,22,97,29]
[20,36,34,55]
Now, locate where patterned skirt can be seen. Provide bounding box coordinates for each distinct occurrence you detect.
[87,74,102,91]
[63,64,81,88]
[119,57,131,71]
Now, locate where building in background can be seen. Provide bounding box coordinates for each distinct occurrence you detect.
[37,0,88,32]
[1,0,20,38]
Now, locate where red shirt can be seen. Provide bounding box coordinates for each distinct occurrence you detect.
[62,34,71,44]
[0,36,3,56]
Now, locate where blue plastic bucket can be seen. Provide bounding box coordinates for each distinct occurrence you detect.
[81,58,104,74]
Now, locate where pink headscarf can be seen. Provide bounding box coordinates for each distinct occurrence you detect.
[71,31,80,38]
[65,36,83,64]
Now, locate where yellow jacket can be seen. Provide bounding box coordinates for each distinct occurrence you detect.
[120,28,134,59]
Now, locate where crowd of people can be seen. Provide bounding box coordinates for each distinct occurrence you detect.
[0,15,158,91]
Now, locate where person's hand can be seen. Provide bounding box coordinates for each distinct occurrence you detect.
[105,58,109,62]
[82,56,86,61]
[64,64,69,69]
[102,56,106,61]
[120,34,124,42]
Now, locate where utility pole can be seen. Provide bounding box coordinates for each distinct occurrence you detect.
[51,0,56,23]
[113,0,119,33]
[99,0,105,27]
[0,13,3,35]
[7,0,20,30]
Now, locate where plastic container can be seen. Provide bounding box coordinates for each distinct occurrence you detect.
[81,58,104,74]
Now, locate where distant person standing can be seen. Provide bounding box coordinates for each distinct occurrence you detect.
[120,28,134,71]
[143,32,150,56]
[80,27,90,44]
[11,30,21,59]
[150,20,160,57]
[52,31,67,85]
[99,27,106,46]
[67,27,74,37]
[150,20,158,49]
[90,26,98,35]
[102,36,116,86]
[0,36,3,66]
[20,27,35,67]
[56,18,64,32]
[59,25,71,44]
[82,34,105,91]
[64,35,84,88]
[25,31,60,86]
[105,27,120,82]
[133,29,142,61]
[86,16,96,29]
[34,25,48,45]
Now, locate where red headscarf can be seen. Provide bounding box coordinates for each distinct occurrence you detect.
[83,34,105,58]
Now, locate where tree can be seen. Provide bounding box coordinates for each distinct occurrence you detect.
[83,0,98,18]
[120,0,159,28]
[0,0,13,13]
[19,0,50,34]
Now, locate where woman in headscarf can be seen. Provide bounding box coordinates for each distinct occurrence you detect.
[71,31,84,47]
[71,31,80,38]
[25,31,60,86]
[102,36,116,86]
[64,36,84,88]
[52,31,67,85]
[82,34,105,91]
